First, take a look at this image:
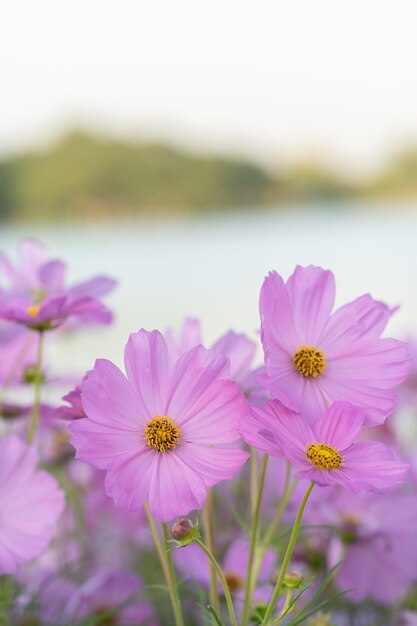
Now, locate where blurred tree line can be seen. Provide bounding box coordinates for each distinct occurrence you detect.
[0,131,416,222]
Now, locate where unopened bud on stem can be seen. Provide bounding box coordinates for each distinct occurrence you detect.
[283,569,303,589]
[171,518,194,541]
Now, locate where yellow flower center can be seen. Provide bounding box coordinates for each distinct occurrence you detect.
[26,304,40,317]
[224,571,244,593]
[145,416,180,452]
[293,345,327,378]
[306,442,342,469]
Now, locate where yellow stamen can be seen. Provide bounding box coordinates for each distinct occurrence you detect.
[306,442,342,469]
[26,304,40,317]
[145,415,180,452]
[293,344,327,378]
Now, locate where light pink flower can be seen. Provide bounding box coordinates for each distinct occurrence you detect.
[166,318,259,396]
[0,436,65,574]
[0,238,116,330]
[259,265,410,424]
[70,329,249,521]
[239,400,408,492]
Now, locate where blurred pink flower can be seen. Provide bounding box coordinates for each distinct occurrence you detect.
[0,238,116,330]
[166,317,261,399]
[259,265,410,424]
[70,329,249,521]
[0,436,65,574]
[320,489,417,603]
[67,569,158,625]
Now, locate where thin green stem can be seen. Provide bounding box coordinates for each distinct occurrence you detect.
[144,503,184,626]
[262,482,314,626]
[144,502,171,585]
[240,454,269,626]
[202,489,220,615]
[250,472,298,603]
[0,576,12,626]
[195,538,237,626]
[274,589,293,624]
[262,463,295,551]
[162,523,185,626]
[26,331,44,444]
[249,447,259,515]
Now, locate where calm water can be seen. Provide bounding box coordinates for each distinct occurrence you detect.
[0,206,416,385]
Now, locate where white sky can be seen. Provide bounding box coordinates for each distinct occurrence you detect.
[1,0,417,174]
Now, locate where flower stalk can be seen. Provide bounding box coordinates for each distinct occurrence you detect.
[203,488,220,615]
[262,482,314,625]
[26,330,44,445]
[240,453,269,626]
[194,538,238,626]
[144,503,184,626]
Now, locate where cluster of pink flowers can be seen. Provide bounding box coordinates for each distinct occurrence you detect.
[1,239,416,626]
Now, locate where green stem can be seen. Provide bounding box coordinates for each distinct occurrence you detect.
[162,522,185,626]
[262,482,314,626]
[203,489,220,615]
[262,463,295,551]
[195,538,238,626]
[144,503,184,626]
[26,331,44,444]
[274,589,293,624]
[240,454,269,626]
[250,466,297,602]
[0,576,12,626]
[249,447,259,515]
[144,504,171,597]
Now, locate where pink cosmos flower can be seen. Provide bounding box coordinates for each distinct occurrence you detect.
[66,569,159,626]
[239,400,408,492]
[259,265,410,424]
[18,569,158,626]
[55,378,87,421]
[0,238,116,330]
[166,318,259,397]
[0,436,65,574]
[69,329,249,521]
[318,489,417,604]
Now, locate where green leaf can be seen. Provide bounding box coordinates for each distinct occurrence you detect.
[196,601,225,626]
[285,589,349,626]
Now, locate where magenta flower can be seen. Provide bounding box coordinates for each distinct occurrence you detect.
[259,265,410,424]
[0,436,65,574]
[66,569,159,626]
[166,318,258,395]
[239,400,408,491]
[321,489,417,603]
[70,329,249,521]
[0,238,116,330]
[20,569,158,626]
[56,378,87,420]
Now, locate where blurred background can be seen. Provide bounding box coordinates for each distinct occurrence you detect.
[1,0,417,372]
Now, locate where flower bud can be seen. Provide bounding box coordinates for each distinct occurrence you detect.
[171,518,195,543]
[283,569,303,589]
